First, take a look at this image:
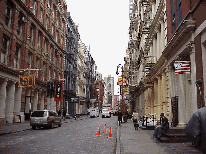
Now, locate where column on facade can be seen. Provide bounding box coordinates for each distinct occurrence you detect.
[202,35,206,110]
[50,97,55,111]
[168,64,173,124]
[47,97,51,110]
[14,85,22,115]
[189,44,198,115]
[162,72,169,116]
[157,76,162,115]
[177,74,186,126]
[145,89,149,115]
[0,79,7,121]
[40,92,44,110]
[153,79,158,114]
[25,88,31,113]
[33,88,38,111]
[5,81,16,123]
[157,32,160,60]
[150,86,154,114]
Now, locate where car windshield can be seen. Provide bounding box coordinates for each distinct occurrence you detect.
[31,111,46,117]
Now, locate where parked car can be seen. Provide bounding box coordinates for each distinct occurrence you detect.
[90,108,99,118]
[30,110,61,129]
[102,108,111,118]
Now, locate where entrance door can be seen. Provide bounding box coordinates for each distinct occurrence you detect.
[171,96,178,127]
[25,96,31,120]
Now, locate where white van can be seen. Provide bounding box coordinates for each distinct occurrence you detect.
[90,108,99,118]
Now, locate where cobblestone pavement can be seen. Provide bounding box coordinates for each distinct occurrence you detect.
[0,115,117,154]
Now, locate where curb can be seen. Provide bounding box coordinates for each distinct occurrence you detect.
[116,122,121,154]
[0,128,31,136]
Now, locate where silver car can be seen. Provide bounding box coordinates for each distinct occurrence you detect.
[30,110,61,129]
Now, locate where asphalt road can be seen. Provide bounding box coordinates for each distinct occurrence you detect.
[0,115,118,154]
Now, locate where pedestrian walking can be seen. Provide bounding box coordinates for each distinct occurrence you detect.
[185,107,206,153]
[63,109,66,120]
[57,110,61,116]
[152,113,169,138]
[118,110,123,126]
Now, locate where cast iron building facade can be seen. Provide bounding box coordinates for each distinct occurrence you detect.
[64,12,79,116]
[126,0,206,126]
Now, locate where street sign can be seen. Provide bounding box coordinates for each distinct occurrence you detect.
[70,97,79,103]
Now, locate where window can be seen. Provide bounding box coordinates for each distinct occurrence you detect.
[171,0,176,33]
[50,46,53,60]
[44,38,47,53]
[47,0,50,8]
[177,0,182,26]
[55,30,58,42]
[51,25,54,35]
[43,62,46,81]
[17,13,24,35]
[45,16,48,29]
[5,1,13,27]
[36,57,40,78]
[28,52,32,74]
[37,32,42,49]
[14,44,20,69]
[49,67,51,80]
[32,0,37,15]
[1,35,9,64]
[31,111,46,117]
[39,8,43,22]
[30,25,34,43]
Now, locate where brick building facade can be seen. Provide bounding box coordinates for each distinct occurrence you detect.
[0,0,67,124]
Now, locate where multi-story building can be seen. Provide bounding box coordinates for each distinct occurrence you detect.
[64,12,79,116]
[127,0,168,118]
[104,75,114,108]
[0,0,67,124]
[113,95,120,110]
[84,46,97,108]
[94,72,104,108]
[75,39,87,115]
[126,0,206,126]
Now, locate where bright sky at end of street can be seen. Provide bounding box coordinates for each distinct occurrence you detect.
[66,0,130,95]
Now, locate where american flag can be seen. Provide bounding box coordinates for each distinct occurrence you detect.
[174,61,190,74]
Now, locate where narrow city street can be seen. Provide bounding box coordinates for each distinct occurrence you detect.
[0,115,117,154]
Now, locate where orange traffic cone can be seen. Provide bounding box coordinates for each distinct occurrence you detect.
[95,125,101,136]
[102,124,107,133]
[108,127,112,138]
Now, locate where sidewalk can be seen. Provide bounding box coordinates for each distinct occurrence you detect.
[117,120,202,154]
[0,121,31,136]
[0,115,88,136]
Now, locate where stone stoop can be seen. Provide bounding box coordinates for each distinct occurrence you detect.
[159,127,190,143]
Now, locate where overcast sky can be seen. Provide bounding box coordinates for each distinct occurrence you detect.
[66,0,130,94]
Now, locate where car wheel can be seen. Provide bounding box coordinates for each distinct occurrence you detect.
[50,122,54,129]
[58,123,61,127]
[32,126,36,130]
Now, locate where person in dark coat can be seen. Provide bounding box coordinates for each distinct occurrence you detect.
[57,110,61,116]
[185,107,206,153]
[153,113,169,138]
[118,110,123,126]
[63,109,66,120]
